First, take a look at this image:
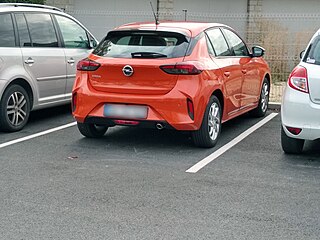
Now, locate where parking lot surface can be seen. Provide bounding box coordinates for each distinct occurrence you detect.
[0,105,319,239]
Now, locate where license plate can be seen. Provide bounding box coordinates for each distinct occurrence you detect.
[104,104,148,119]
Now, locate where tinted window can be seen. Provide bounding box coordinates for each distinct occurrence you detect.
[0,14,15,47]
[206,28,231,57]
[222,28,249,56]
[55,15,89,49]
[24,13,58,47]
[15,14,31,47]
[93,31,190,58]
[303,36,320,65]
[205,34,215,56]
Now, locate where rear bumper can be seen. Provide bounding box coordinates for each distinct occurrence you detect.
[72,74,208,131]
[84,117,174,129]
[281,85,320,140]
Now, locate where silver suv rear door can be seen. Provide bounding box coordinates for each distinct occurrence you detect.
[15,13,67,106]
[54,14,95,98]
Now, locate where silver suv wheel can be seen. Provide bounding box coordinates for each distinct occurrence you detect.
[0,85,30,132]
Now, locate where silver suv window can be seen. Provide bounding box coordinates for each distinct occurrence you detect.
[15,13,31,47]
[0,13,15,47]
[55,15,90,49]
[23,13,59,47]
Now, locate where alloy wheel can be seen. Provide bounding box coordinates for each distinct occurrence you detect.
[260,82,269,113]
[6,91,28,127]
[208,102,221,141]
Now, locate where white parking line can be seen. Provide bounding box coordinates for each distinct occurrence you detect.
[186,113,279,173]
[0,122,77,149]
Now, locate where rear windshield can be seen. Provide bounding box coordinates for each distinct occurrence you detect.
[303,35,320,65]
[92,30,190,59]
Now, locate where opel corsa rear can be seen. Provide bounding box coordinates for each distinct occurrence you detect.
[72,22,271,147]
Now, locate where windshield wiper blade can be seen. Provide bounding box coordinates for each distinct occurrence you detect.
[131,52,167,58]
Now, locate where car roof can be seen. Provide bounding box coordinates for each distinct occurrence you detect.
[114,21,229,37]
[0,3,63,13]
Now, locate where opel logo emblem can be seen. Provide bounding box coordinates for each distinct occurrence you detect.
[122,65,134,77]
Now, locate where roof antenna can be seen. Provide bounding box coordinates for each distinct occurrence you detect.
[150,1,159,25]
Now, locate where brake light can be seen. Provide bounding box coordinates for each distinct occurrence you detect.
[286,126,302,135]
[288,66,309,93]
[77,58,100,71]
[160,63,203,75]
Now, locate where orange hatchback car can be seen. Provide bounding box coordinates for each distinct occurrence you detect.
[72,21,271,147]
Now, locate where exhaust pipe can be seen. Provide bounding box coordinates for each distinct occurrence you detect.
[156,123,164,130]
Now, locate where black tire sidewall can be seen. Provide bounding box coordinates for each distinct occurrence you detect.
[192,95,222,148]
[281,126,304,154]
[252,78,270,117]
[0,85,30,132]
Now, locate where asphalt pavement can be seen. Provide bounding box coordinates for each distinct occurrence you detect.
[0,105,319,240]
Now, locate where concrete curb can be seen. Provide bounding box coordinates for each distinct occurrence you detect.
[269,102,281,111]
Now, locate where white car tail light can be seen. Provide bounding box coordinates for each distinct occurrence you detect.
[288,66,309,93]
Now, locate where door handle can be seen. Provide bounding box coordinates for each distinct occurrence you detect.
[242,69,247,74]
[224,71,231,78]
[24,57,34,65]
[67,58,75,64]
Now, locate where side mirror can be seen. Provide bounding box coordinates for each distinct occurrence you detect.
[251,46,265,57]
[300,50,305,59]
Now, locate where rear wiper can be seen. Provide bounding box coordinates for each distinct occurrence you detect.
[131,52,167,58]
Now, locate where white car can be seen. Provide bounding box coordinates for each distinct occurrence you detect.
[281,29,320,154]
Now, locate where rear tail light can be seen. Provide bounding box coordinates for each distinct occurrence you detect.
[187,99,194,120]
[286,126,302,135]
[77,58,100,71]
[288,66,309,93]
[160,62,203,75]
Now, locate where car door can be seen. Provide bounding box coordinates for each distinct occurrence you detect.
[222,28,261,110]
[206,28,242,116]
[16,13,66,105]
[54,14,96,99]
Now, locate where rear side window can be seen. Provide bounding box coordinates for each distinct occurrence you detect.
[24,13,58,47]
[55,15,89,49]
[206,28,231,57]
[0,14,15,47]
[15,14,31,47]
[304,35,320,65]
[93,31,190,59]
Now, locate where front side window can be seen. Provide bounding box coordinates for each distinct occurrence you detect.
[24,13,58,47]
[93,31,190,59]
[206,28,231,57]
[303,35,320,65]
[0,13,15,47]
[222,28,249,57]
[55,15,90,49]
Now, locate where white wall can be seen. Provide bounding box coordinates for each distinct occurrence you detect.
[172,0,248,38]
[262,0,320,14]
[70,0,158,41]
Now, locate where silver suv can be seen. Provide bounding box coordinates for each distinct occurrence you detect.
[0,3,97,132]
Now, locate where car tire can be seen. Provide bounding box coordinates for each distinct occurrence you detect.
[192,95,222,148]
[0,84,30,132]
[281,127,304,154]
[251,78,270,117]
[77,122,108,138]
